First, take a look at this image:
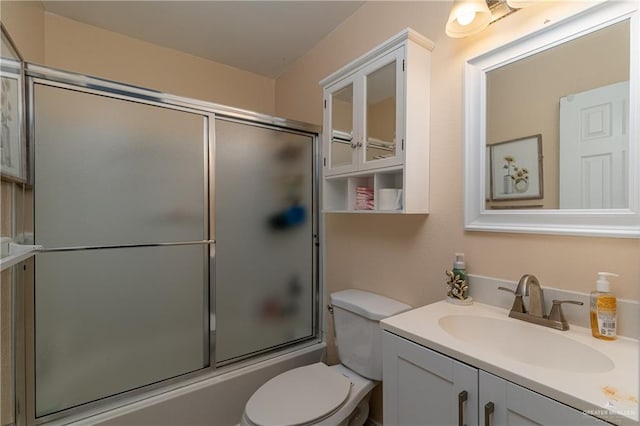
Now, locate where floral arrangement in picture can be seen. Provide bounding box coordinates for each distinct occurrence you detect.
[503,155,529,194]
[489,134,543,201]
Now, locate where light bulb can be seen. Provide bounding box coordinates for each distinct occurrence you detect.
[456,11,476,26]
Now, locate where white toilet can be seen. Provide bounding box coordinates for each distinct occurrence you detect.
[241,289,412,426]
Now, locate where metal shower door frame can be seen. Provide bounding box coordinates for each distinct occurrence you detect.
[18,64,321,426]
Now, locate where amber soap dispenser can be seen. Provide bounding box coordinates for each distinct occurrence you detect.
[590,272,618,340]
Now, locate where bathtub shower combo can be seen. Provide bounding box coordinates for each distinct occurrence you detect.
[19,64,322,424]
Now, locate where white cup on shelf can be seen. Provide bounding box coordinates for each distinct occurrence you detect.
[378,188,402,210]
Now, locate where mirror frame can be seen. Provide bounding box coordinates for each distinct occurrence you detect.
[464,1,639,238]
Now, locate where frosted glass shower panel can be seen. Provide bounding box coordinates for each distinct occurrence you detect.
[214,119,314,363]
[33,84,206,247]
[35,245,207,417]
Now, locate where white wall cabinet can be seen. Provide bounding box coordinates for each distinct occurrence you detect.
[320,29,433,213]
[383,332,609,426]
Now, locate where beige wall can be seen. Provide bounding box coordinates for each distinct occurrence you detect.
[276,0,639,406]
[276,3,640,420]
[277,0,640,300]
[43,13,275,114]
[0,1,45,63]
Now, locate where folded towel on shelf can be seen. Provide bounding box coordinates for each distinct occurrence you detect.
[355,186,374,210]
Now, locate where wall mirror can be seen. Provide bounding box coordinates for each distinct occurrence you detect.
[1,23,26,183]
[464,1,639,238]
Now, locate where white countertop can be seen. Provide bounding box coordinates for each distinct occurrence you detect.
[381,300,639,425]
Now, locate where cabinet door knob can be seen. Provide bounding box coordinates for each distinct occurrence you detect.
[458,390,468,426]
[484,402,495,426]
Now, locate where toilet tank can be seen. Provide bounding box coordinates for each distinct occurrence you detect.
[330,289,411,380]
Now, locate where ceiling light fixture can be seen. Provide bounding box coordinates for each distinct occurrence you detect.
[445,0,492,38]
[446,0,534,38]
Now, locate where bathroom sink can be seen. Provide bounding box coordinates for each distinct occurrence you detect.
[438,315,614,373]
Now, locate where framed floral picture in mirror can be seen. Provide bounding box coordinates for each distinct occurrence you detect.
[489,134,543,201]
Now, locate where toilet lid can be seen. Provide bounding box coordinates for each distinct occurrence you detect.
[245,363,351,426]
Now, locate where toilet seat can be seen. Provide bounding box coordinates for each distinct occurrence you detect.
[245,363,352,426]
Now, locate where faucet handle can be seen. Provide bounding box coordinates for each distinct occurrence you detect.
[548,299,584,330]
[498,286,526,313]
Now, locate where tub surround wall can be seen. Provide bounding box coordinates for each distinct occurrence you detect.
[70,344,325,426]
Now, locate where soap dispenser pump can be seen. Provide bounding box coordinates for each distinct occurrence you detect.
[590,272,618,340]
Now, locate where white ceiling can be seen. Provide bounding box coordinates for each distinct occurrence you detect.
[42,1,365,79]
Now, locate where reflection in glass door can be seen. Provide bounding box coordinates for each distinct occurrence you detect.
[365,61,397,162]
[330,83,355,170]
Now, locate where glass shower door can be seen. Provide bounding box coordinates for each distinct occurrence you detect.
[31,82,210,417]
[214,119,316,363]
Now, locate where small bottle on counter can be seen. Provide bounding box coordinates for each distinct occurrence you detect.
[590,272,618,340]
[453,253,468,299]
[446,253,472,305]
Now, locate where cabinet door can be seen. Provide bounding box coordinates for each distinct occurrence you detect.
[383,332,478,426]
[359,47,405,171]
[479,371,609,426]
[324,79,358,176]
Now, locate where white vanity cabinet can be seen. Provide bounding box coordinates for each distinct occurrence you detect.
[478,371,609,426]
[383,332,609,426]
[382,332,479,425]
[320,28,433,213]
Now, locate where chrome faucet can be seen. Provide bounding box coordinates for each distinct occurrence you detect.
[498,274,583,331]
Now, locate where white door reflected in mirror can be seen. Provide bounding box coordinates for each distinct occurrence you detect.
[559,82,629,209]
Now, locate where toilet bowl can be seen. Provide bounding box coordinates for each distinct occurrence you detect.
[241,363,375,426]
[240,290,412,426]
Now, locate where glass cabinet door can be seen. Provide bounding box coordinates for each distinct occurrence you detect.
[361,48,404,170]
[323,47,404,176]
[325,81,357,175]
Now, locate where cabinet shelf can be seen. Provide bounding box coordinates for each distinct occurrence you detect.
[323,169,424,213]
